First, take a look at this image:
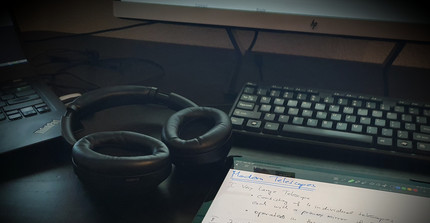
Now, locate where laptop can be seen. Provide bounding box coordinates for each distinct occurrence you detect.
[0,10,66,154]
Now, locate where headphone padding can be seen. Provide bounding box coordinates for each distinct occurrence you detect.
[161,107,232,166]
[72,131,171,176]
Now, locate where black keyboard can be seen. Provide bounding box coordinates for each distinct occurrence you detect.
[0,81,51,122]
[229,82,430,161]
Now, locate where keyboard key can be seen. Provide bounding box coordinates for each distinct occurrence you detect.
[417,142,430,152]
[7,94,40,105]
[310,95,320,102]
[288,108,299,116]
[231,117,244,128]
[274,98,285,105]
[233,109,261,119]
[416,116,427,124]
[314,103,326,110]
[237,101,254,110]
[321,120,333,129]
[357,108,368,116]
[278,115,290,123]
[274,106,285,114]
[337,98,348,106]
[256,88,267,95]
[6,110,19,116]
[345,115,357,123]
[240,94,258,102]
[394,106,405,113]
[36,105,50,113]
[336,122,348,131]
[3,98,44,112]
[296,93,308,100]
[306,118,318,127]
[255,88,267,96]
[264,113,276,121]
[270,90,281,97]
[301,101,312,109]
[260,104,271,112]
[409,107,419,115]
[283,92,294,99]
[381,128,393,137]
[260,96,271,104]
[402,114,412,122]
[377,137,392,146]
[389,121,401,129]
[302,110,313,117]
[351,100,362,107]
[397,140,413,149]
[287,100,298,107]
[323,97,334,104]
[20,107,37,117]
[343,107,354,114]
[351,124,363,133]
[397,130,409,139]
[8,113,22,120]
[245,120,262,132]
[386,112,398,120]
[374,119,386,127]
[263,122,280,134]
[316,111,327,119]
[281,124,372,145]
[372,110,383,118]
[329,105,340,112]
[366,102,377,109]
[414,133,430,143]
[360,117,371,125]
[244,86,255,94]
[330,113,342,121]
[421,125,430,134]
[380,104,391,111]
[366,126,378,135]
[292,117,304,125]
[405,123,416,131]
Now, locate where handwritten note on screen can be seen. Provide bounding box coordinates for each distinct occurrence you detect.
[202,169,430,223]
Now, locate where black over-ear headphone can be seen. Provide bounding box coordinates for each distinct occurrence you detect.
[61,85,232,191]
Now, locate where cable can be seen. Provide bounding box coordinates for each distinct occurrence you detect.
[24,21,157,43]
[30,49,166,94]
[247,30,259,52]
[382,41,406,97]
[225,28,243,98]
[246,31,264,82]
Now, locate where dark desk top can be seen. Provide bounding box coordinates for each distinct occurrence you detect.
[2,103,430,223]
[2,139,430,223]
[0,142,227,223]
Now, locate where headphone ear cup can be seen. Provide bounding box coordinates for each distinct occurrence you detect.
[161,107,232,170]
[72,131,171,192]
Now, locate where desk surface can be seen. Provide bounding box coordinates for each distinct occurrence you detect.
[2,142,429,223]
[1,103,430,223]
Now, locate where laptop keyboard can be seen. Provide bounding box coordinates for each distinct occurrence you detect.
[1,81,51,122]
[229,82,430,161]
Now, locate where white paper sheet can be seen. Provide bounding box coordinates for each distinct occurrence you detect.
[202,169,430,223]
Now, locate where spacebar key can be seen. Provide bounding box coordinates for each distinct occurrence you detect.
[281,124,373,145]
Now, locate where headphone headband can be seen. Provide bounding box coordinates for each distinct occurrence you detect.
[61,85,198,145]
